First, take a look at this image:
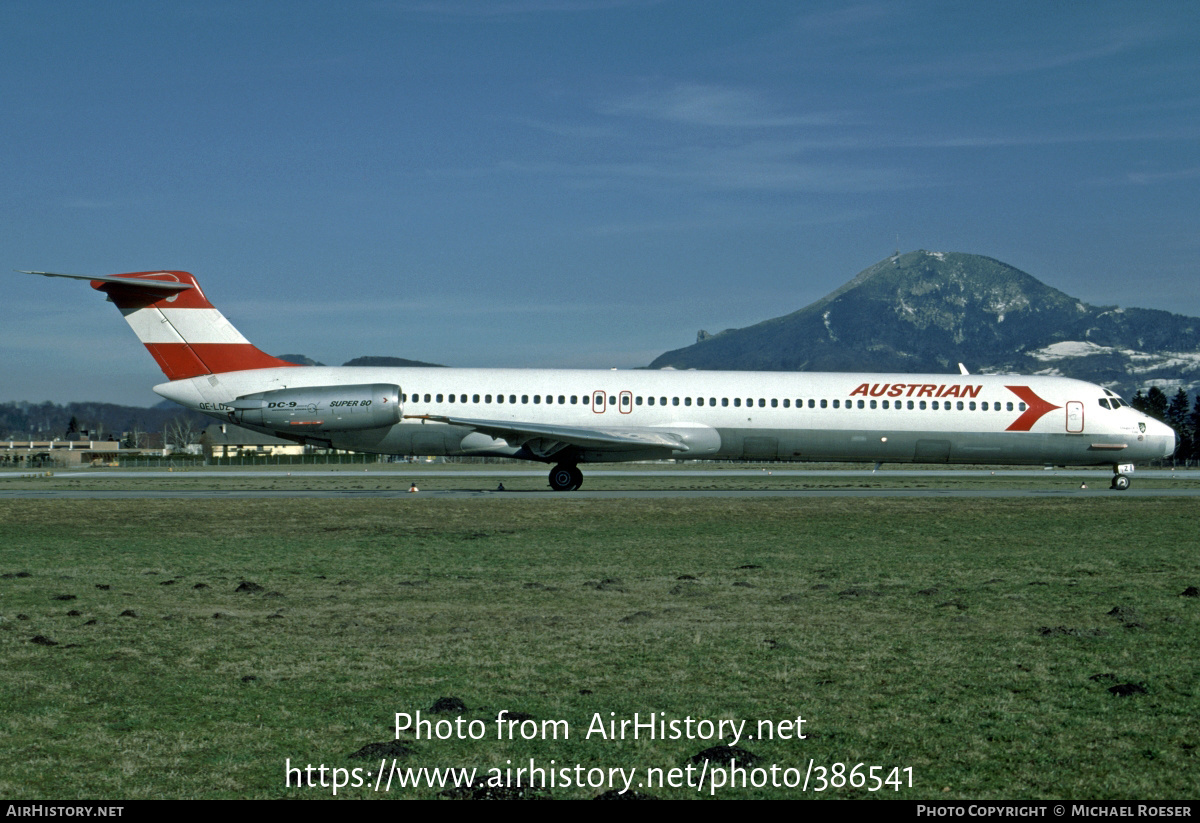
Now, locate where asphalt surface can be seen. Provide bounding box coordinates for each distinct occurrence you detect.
[2,469,1196,499]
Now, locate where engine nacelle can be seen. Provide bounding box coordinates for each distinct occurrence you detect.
[228,383,402,432]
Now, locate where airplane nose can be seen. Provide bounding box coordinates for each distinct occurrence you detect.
[1154,419,1177,458]
[1164,422,1178,458]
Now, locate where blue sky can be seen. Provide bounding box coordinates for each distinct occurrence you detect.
[4,0,1198,405]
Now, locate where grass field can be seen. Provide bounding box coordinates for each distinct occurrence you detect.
[1,493,1197,799]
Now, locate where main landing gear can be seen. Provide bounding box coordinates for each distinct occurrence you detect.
[549,464,583,492]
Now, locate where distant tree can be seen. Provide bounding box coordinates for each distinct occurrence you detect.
[122,424,148,450]
[1190,395,1200,463]
[1140,386,1169,422]
[1166,389,1192,464]
[164,416,200,451]
[65,415,79,439]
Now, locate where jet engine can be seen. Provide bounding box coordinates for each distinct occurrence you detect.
[228,383,402,432]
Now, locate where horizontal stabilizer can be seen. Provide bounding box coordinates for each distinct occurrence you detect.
[17,271,194,292]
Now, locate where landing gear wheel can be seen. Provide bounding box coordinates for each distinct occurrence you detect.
[549,464,582,492]
[1111,474,1131,491]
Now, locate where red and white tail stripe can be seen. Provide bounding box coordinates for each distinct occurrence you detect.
[86,271,298,381]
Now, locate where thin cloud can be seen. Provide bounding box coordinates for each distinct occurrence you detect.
[393,0,664,16]
[603,83,843,129]
[499,138,923,195]
[1125,166,1200,186]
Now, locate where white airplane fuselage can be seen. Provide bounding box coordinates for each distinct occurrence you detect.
[156,365,1175,469]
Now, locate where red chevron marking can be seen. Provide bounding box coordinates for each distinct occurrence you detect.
[1005,385,1062,432]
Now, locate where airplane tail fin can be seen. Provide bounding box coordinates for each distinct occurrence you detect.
[21,270,299,381]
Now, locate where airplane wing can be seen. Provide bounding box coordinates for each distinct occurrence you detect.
[407,414,693,459]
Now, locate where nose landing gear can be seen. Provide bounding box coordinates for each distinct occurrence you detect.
[1110,463,1132,491]
[549,464,583,492]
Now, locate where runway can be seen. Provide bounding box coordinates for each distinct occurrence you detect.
[2,468,1197,499]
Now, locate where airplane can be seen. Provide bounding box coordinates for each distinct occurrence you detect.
[19,269,1176,491]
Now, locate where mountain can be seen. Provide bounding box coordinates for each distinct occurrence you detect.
[342,356,445,368]
[649,250,1200,400]
[274,354,445,368]
[277,353,325,366]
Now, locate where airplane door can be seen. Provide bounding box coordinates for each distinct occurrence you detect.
[1066,401,1084,433]
[619,390,632,414]
[593,390,606,413]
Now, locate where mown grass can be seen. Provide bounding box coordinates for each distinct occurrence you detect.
[0,497,1197,799]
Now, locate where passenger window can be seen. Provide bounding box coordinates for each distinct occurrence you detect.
[558,395,565,404]
[722,398,729,407]
[522,395,529,404]
[436,394,443,402]
[956,401,963,410]
[931,401,938,410]
[673,397,679,406]
[1019,403,1026,411]
[919,401,926,410]
[570,396,577,404]
[771,398,778,408]
[647,397,655,406]
[485,394,492,403]
[609,396,616,405]
[820,399,828,409]
[757,398,765,408]
[783,399,790,408]
[882,400,889,409]
[685,397,692,406]
[660,397,667,406]
[734,398,741,407]
[808,399,815,409]
[969,402,976,411]
[870,400,877,409]
[424,394,431,403]
[472,394,479,403]
[981,401,988,411]
[833,399,840,409]
[636,396,642,405]
[534,395,541,404]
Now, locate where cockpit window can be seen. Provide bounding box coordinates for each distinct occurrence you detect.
[1099,399,1111,409]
